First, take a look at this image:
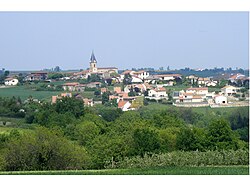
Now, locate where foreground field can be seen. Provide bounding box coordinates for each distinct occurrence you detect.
[0,166,248,175]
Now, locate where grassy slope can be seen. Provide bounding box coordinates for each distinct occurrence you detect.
[0,166,248,175]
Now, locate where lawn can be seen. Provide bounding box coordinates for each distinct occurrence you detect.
[0,166,248,175]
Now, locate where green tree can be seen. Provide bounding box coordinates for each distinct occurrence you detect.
[54,97,84,118]
[101,91,110,105]
[133,128,161,156]
[207,118,241,150]
[4,127,90,171]
[75,121,100,146]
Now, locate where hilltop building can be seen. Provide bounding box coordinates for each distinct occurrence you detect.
[72,51,118,79]
[89,51,118,74]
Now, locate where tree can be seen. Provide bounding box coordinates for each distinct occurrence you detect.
[133,128,161,156]
[54,97,84,118]
[101,91,110,105]
[94,90,101,97]
[3,127,90,171]
[75,121,100,146]
[207,118,241,150]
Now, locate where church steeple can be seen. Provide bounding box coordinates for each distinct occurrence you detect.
[89,51,97,73]
[90,51,97,63]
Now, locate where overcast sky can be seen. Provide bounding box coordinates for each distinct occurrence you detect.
[0,12,248,71]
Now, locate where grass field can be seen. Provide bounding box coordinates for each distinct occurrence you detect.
[0,166,248,175]
[0,86,62,101]
[0,84,95,101]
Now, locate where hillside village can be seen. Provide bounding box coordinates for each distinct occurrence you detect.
[1,52,249,111]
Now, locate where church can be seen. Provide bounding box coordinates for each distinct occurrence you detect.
[89,51,118,74]
[73,51,118,79]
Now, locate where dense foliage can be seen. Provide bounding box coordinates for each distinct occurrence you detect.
[0,96,249,171]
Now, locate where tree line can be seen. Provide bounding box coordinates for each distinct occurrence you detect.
[0,96,249,171]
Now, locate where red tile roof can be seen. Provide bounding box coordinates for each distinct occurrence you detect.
[187,87,208,91]
[118,100,127,108]
[63,82,79,86]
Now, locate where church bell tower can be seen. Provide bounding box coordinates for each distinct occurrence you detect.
[90,51,97,73]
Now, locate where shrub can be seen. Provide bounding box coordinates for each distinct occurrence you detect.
[107,150,249,169]
[3,127,90,171]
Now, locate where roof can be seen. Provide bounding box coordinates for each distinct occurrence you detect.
[5,77,16,81]
[63,82,79,86]
[157,74,182,77]
[118,100,128,108]
[192,95,202,99]
[98,67,118,70]
[134,70,146,74]
[153,87,166,92]
[73,70,90,75]
[121,70,134,75]
[222,85,238,89]
[186,87,208,91]
[198,77,210,81]
[183,93,194,96]
[88,82,102,84]
[90,51,97,62]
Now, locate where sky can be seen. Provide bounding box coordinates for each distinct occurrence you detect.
[0,12,248,71]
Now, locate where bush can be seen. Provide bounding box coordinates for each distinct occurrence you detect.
[107,150,249,169]
[3,127,90,171]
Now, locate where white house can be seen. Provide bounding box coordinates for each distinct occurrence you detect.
[148,87,168,99]
[133,71,150,80]
[124,84,147,93]
[157,74,182,81]
[4,78,19,86]
[118,100,132,111]
[206,81,217,87]
[131,76,143,83]
[186,87,208,95]
[214,95,227,104]
[221,85,240,96]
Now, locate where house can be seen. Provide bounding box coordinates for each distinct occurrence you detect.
[4,78,19,86]
[25,72,48,81]
[148,87,168,99]
[229,73,246,83]
[83,98,94,107]
[114,87,122,93]
[156,74,182,81]
[133,71,150,80]
[118,100,131,111]
[214,95,227,104]
[72,70,91,79]
[186,87,208,95]
[120,70,135,80]
[177,94,203,103]
[62,82,80,91]
[101,88,107,93]
[186,75,199,84]
[144,75,160,84]
[86,82,102,88]
[197,77,210,85]
[206,81,218,87]
[124,84,147,93]
[221,85,240,96]
[131,76,143,83]
[52,93,72,103]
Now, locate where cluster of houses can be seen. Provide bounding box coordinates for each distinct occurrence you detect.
[2,52,249,111]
